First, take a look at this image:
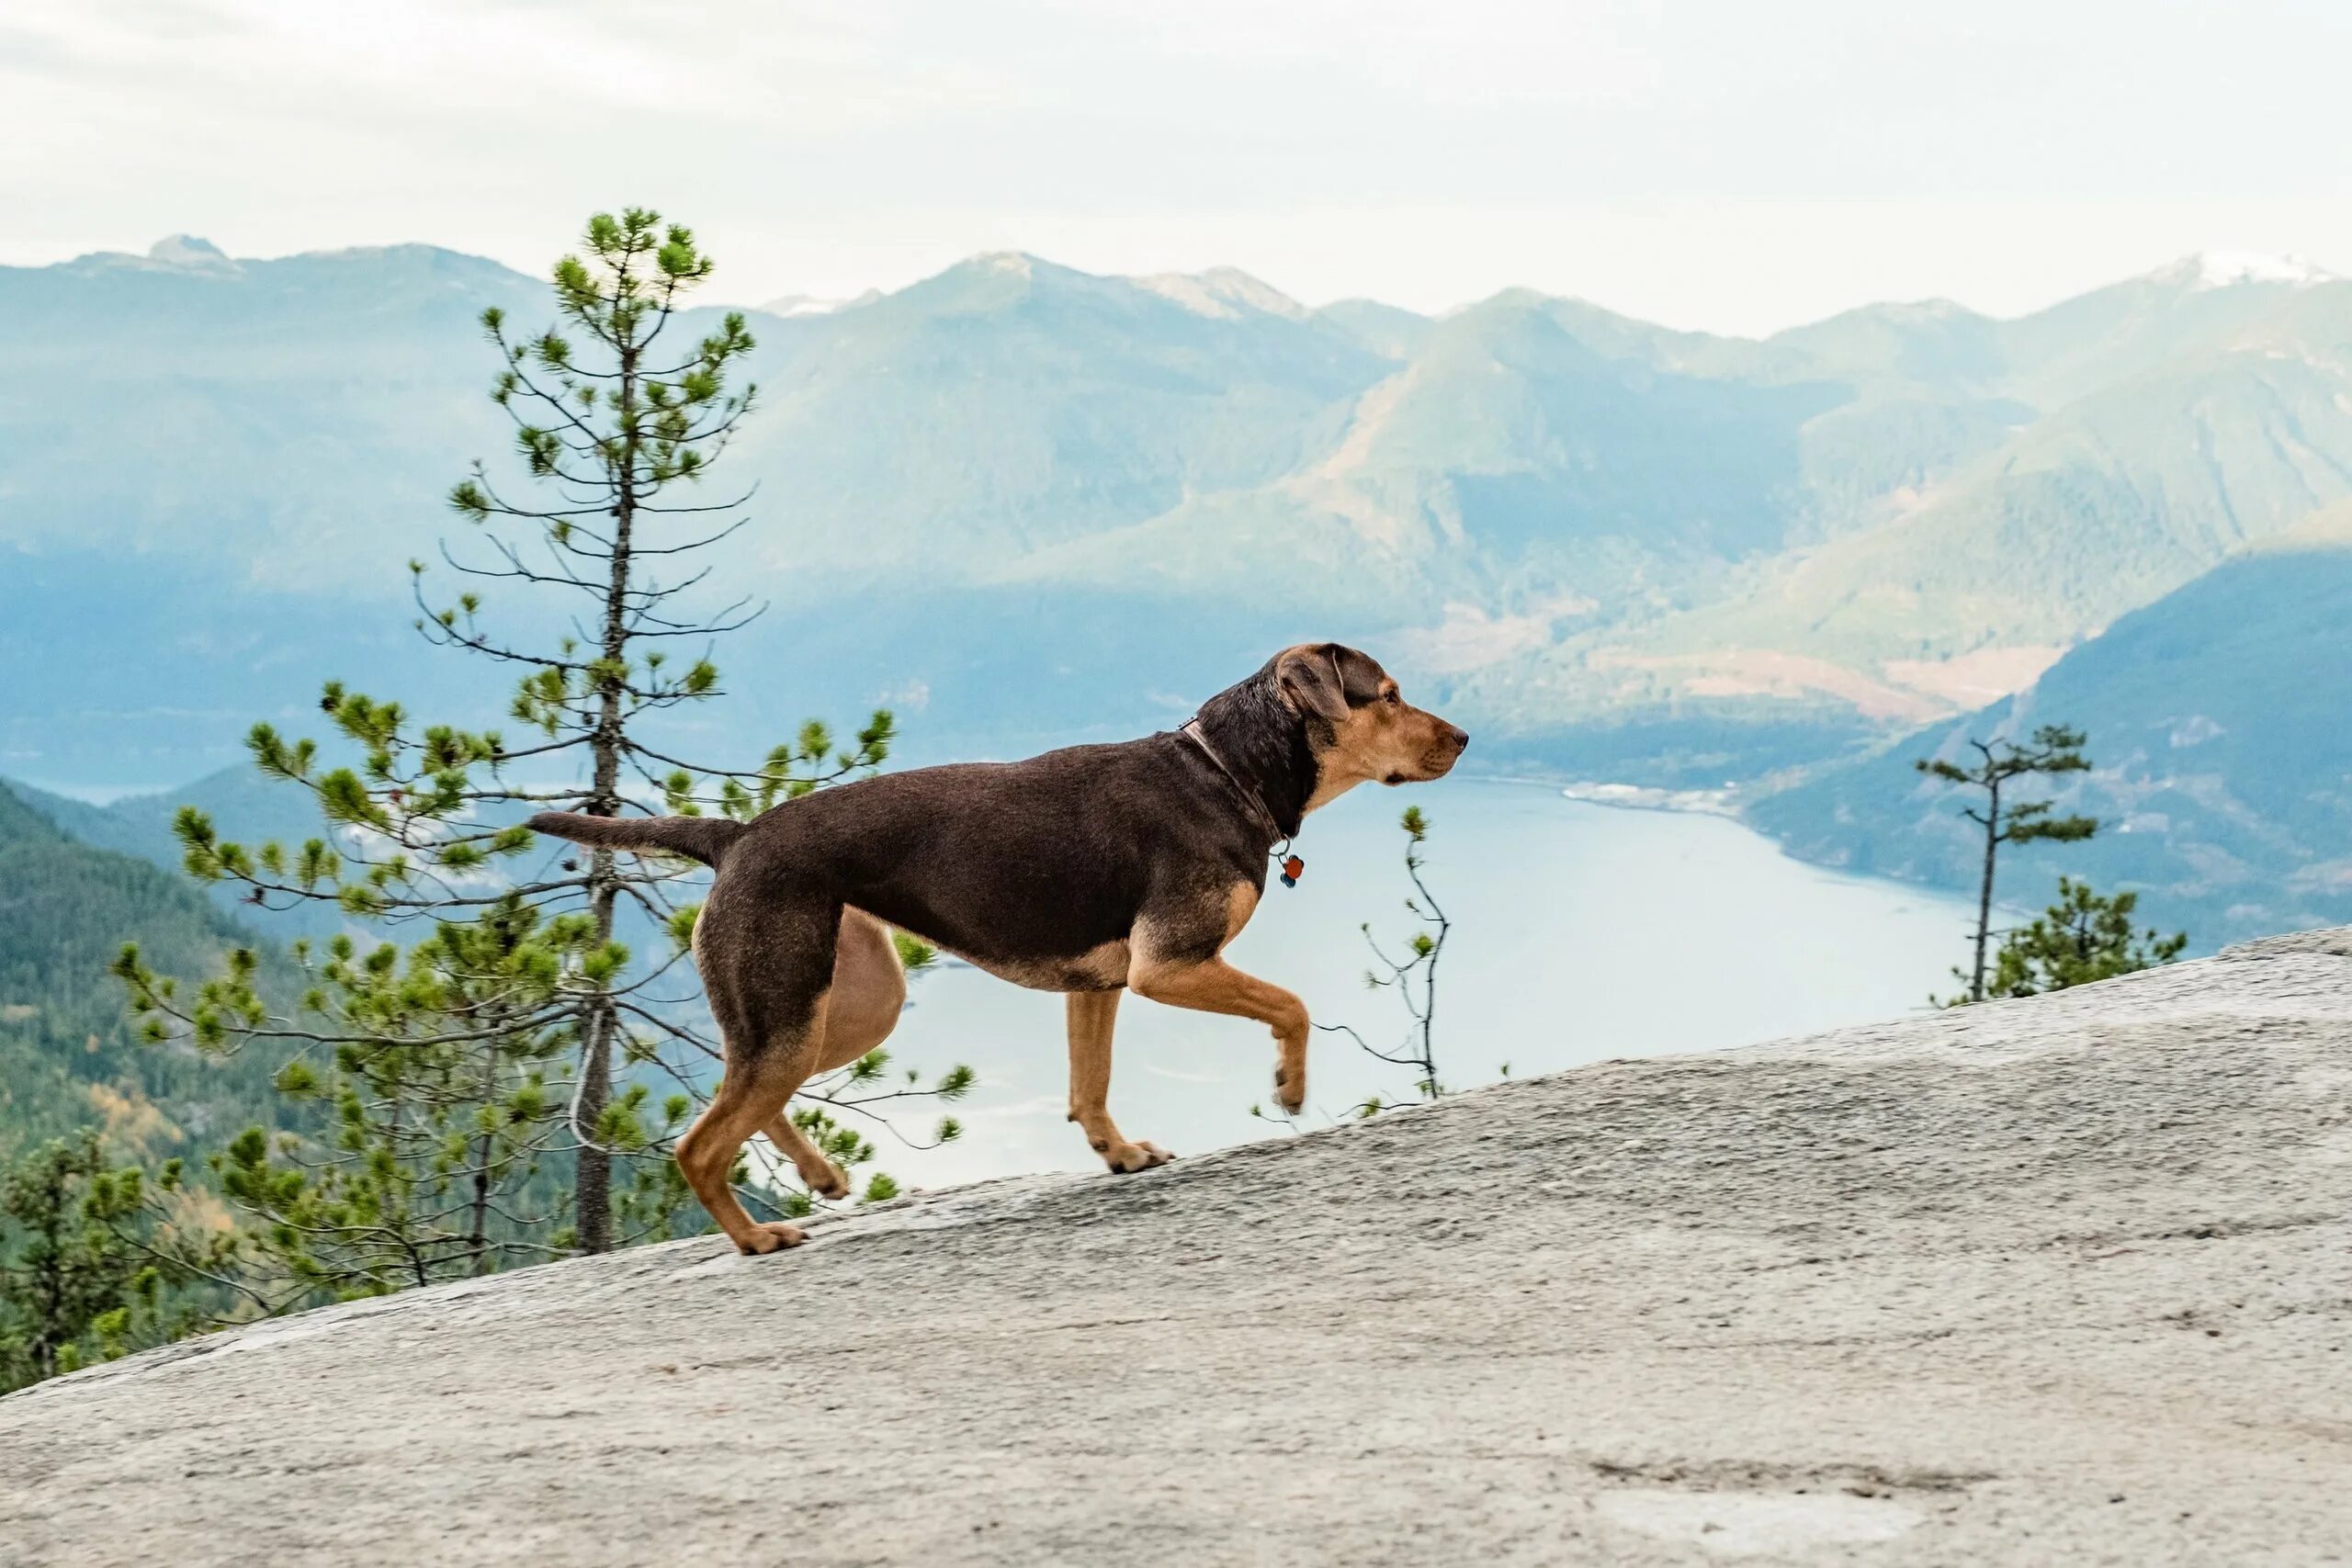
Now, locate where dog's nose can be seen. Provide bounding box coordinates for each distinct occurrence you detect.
[1445,724,1469,752]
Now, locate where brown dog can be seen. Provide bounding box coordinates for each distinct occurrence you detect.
[529,643,1467,1254]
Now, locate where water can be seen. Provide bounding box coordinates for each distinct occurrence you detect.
[857,780,1984,1191]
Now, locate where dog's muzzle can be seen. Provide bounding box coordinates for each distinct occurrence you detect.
[1410,724,1470,781]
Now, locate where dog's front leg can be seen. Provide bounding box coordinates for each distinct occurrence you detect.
[1067,990,1173,1172]
[1128,955,1309,1115]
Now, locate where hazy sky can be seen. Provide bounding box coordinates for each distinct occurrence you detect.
[7,0,2350,333]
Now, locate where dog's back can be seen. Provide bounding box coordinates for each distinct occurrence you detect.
[722,735,1261,972]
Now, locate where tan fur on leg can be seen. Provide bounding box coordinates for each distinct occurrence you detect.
[1128,954,1310,1114]
[1066,989,1171,1173]
[752,908,910,1204]
[815,908,908,1071]
[759,1111,853,1201]
[675,1048,816,1254]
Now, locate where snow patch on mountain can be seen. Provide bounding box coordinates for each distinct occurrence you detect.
[1133,266,1306,321]
[2160,252,2336,290]
[756,289,883,317]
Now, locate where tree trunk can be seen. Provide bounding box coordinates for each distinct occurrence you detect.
[33,1164,66,1379]
[574,273,642,1257]
[468,1043,496,1274]
[1971,780,2001,1003]
[573,936,615,1254]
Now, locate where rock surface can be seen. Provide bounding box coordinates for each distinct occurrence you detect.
[6,931,2352,1566]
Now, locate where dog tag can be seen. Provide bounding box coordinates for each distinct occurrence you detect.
[1279,854,1306,887]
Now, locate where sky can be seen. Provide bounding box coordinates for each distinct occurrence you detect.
[6,0,2351,335]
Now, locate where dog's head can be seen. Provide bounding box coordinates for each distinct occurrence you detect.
[1269,643,1469,810]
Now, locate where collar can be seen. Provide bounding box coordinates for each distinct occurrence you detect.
[1179,718,1282,840]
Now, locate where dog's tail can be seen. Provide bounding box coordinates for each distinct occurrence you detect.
[526,811,747,868]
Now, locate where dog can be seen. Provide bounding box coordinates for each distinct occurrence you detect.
[528,642,1468,1254]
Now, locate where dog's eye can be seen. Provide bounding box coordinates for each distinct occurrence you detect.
[1384,690,1402,705]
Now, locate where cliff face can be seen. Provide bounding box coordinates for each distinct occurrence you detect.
[6,931,2351,1567]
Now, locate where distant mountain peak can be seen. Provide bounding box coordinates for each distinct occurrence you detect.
[1131,266,1306,321]
[1874,298,1974,320]
[2154,251,2335,290]
[59,234,243,276]
[966,251,1039,278]
[1467,285,1554,312]
[146,235,236,270]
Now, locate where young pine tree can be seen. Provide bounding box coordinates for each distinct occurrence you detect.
[116,209,969,1294]
[1917,725,2099,1005]
[1289,805,1458,1120]
[1981,875,2188,999]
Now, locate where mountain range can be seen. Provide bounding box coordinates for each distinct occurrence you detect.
[1748,512,2352,950]
[4,233,2349,942]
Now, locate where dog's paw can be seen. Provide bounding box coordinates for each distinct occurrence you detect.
[1272,1065,1306,1116]
[801,1161,852,1201]
[1105,1140,1175,1174]
[736,1221,808,1256]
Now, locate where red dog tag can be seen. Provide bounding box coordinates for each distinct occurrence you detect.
[1279,855,1306,887]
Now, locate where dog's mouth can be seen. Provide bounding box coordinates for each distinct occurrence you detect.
[1379,728,1470,786]
[1385,752,1463,787]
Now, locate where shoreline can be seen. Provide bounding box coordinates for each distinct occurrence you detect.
[1455,769,1743,819]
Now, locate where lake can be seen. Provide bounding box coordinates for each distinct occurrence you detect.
[858,779,1984,1191]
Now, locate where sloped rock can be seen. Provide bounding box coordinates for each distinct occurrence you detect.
[6,936,2350,1565]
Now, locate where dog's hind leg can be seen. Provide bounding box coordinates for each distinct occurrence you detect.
[1067,988,1172,1173]
[677,1054,815,1253]
[676,886,840,1254]
[759,908,908,1202]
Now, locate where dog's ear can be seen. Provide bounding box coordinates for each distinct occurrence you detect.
[1330,645,1386,705]
[1275,644,1351,724]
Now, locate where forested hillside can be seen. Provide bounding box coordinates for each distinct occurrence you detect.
[0,783,291,1162]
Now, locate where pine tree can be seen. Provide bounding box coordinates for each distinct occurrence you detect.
[115,209,969,1293]
[1981,876,2188,999]
[1917,726,2099,1005]
[0,1134,188,1389]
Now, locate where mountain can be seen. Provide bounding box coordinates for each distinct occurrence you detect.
[1,236,543,584]
[755,288,881,317]
[0,242,1406,781]
[3,767,356,942]
[7,239,2352,795]
[1745,520,2352,950]
[732,253,1394,578]
[1312,298,1434,358]
[1000,289,1844,611]
[1652,283,2352,661]
[1469,256,2352,732]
